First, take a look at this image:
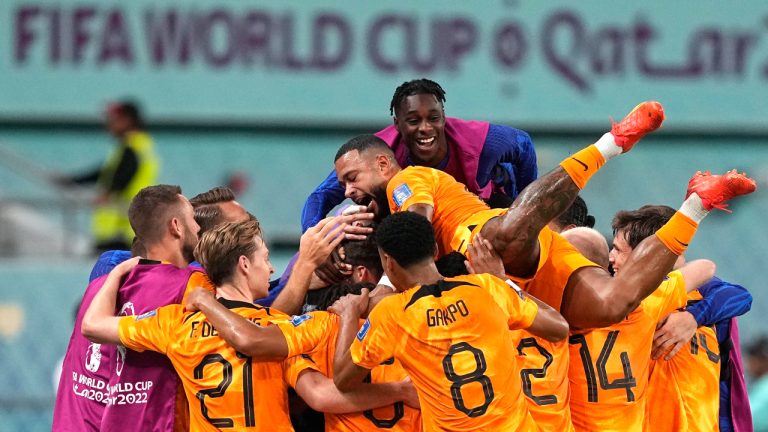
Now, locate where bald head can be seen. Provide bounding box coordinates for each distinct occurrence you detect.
[562,227,610,269]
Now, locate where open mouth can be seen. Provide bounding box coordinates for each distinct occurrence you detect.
[415,137,436,149]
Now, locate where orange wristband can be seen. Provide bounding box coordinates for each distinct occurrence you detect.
[655,212,698,255]
[559,145,606,190]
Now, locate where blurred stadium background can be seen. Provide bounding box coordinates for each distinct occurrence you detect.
[0,0,766,429]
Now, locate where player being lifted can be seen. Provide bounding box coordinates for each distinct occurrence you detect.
[333,102,755,430]
[81,218,417,431]
[333,101,756,329]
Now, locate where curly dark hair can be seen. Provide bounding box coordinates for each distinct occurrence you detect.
[389,78,446,116]
[376,212,436,268]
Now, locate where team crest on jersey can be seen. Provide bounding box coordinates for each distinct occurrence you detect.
[392,183,413,207]
[136,310,157,321]
[85,343,102,372]
[356,319,371,341]
[290,314,312,327]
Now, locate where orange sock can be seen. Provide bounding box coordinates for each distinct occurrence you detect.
[655,212,698,255]
[559,145,606,189]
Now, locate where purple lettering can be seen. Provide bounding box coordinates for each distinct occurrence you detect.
[144,9,193,65]
[72,7,96,64]
[494,20,527,70]
[49,8,61,64]
[405,17,437,73]
[689,29,724,74]
[14,6,40,64]
[542,11,590,92]
[240,11,272,66]
[198,9,236,68]
[311,13,352,71]
[280,14,304,70]
[367,14,400,73]
[444,18,477,71]
[731,33,756,75]
[97,9,133,65]
[590,28,627,74]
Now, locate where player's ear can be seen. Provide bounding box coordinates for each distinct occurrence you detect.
[433,243,440,260]
[238,254,250,273]
[376,154,390,172]
[169,217,182,239]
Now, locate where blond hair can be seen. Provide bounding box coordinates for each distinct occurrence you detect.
[194,219,263,285]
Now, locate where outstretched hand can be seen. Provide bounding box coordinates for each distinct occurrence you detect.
[466,233,506,279]
[185,287,215,312]
[328,288,371,318]
[300,216,350,267]
[112,256,142,277]
[652,311,698,360]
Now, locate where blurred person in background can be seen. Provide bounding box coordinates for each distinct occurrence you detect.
[747,336,768,431]
[56,100,159,254]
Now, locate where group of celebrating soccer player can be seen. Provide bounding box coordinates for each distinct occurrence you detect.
[54,79,757,431]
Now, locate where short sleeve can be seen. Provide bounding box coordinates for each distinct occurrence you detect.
[349,301,398,370]
[117,305,176,354]
[282,354,321,388]
[180,271,216,305]
[387,168,437,213]
[643,270,688,322]
[482,275,540,330]
[273,312,338,358]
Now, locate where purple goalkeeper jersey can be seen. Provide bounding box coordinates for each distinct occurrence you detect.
[53,274,115,431]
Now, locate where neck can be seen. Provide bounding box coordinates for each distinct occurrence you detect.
[215,281,253,303]
[144,242,189,268]
[397,261,443,290]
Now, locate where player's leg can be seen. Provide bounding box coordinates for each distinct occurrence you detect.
[484,101,665,277]
[560,170,756,329]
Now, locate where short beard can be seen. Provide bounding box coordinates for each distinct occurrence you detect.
[372,187,392,222]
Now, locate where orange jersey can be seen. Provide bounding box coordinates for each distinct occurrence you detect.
[276,311,421,432]
[511,331,574,432]
[645,290,721,432]
[118,298,316,432]
[386,166,502,257]
[350,274,541,431]
[509,229,595,432]
[568,271,688,432]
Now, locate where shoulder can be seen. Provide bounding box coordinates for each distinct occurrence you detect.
[485,124,533,145]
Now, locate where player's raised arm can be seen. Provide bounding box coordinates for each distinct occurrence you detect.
[273,213,371,315]
[330,289,375,391]
[561,171,755,329]
[185,287,289,360]
[82,257,141,344]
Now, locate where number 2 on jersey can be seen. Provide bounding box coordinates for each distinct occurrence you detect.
[194,352,255,428]
[516,337,557,406]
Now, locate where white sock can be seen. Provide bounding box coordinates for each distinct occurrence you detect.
[679,193,709,223]
[594,132,623,161]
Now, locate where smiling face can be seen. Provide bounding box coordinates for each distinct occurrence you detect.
[394,94,447,167]
[608,230,632,275]
[335,149,393,217]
